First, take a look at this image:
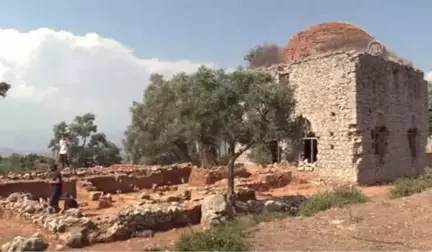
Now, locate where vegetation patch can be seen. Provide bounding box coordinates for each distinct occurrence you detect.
[389,169,432,199]
[175,224,248,252]
[299,186,370,217]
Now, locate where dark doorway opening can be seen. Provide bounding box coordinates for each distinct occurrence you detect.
[269,140,279,163]
[407,128,418,159]
[303,136,318,163]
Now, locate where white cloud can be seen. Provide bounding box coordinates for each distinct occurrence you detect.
[426,71,432,84]
[0,28,218,150]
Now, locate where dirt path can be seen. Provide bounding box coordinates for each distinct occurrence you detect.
[0,218,41,245]
[246,189,432,251]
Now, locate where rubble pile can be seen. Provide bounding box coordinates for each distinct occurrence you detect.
[0,193,100,248]
[1,233,49,252]
[234,195,308,215]
[297,160,316,171]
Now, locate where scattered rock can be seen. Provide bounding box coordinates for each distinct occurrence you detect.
[1,242,11,252]
[139,192,151,200]
[97,222,130,242]
[132,230,154,238]
[235,188,256,202]
[264,200,284,212]
[59,230,85,248]
[98,198,112,209]
[65,208,83,218]
[4,235,48,251]
[90,191,103,201]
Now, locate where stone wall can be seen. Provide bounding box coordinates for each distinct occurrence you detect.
[253,51,428,184]
[355,54,428,184]
[254,51,359,181]
[0,179,77,199]
[85,168,190,194]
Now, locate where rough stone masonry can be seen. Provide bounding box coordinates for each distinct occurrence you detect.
[255,50,428,185]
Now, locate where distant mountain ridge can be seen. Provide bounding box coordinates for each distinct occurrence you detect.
[0,147,52,157]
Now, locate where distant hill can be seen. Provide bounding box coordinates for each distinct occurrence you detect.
[0,147,53,157]
[0,147,19,157]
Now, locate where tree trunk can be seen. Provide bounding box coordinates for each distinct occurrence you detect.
[174,141,192,163]
[226,142,236,203]
[195,140,216,168]
[227,157,235,202]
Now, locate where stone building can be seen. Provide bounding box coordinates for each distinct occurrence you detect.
[241,22,429,185]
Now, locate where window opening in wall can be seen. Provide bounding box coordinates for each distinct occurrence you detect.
[408,128,418,159]
[302,133,318,163]
[371,126,389,165]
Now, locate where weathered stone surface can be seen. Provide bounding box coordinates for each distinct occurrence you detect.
[90,191,103,201]
[60,231,84,248]
[2,235,48,251]
[200,194,228,228]
[249,51,428,185]
[235,188,256,202]
[235,195,307,215]
[188,166,251,187]
[116,203,201,234]
[98,196,112,209]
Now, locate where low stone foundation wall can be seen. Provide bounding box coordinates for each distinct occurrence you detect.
[0,163,194,181]
[0,180,77,199]
[85,166,192,193]
[188,166,251,187]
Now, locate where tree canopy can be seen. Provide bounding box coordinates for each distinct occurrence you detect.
[0,153,54,174]
[0,81,11,98]
[125,66,297,200]
[244,44,283,69]
[48,113,122,168]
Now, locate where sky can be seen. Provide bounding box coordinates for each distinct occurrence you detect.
[0,0,431,152]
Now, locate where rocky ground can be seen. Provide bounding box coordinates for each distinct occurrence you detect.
[247,189,432,251]
[0,164,399,251]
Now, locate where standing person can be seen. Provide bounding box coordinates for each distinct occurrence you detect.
[47,164,62,213]
[59,134,70,169]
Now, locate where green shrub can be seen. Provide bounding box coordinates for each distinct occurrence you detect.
[389,168,432,199]
[175,225,248,251]
[251,212,292,225]
[144,248,164,251]
[247,143,272,165]
[299,186,369,217]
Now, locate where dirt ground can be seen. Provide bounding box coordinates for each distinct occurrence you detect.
[0,216,200,251]
[0,169,403,251]
[247,189,432,251]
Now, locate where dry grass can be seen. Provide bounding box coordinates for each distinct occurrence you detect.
[247,189,432,251]
[389,168,432,199]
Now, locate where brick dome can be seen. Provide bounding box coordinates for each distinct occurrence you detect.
[282,22,375,64]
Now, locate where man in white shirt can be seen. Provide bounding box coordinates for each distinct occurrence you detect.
[59,135,70,169]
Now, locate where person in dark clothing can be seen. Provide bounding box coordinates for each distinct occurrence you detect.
[63,193,79,210]
[47,164,62,212]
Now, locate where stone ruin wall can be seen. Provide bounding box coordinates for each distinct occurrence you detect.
[257,51,359,182]
[0,163,298,248]
[0,164,193,199]
[355,54,428,184]
[253,50,428,184]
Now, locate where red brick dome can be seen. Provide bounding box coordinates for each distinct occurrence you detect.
[282,22,375,64]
